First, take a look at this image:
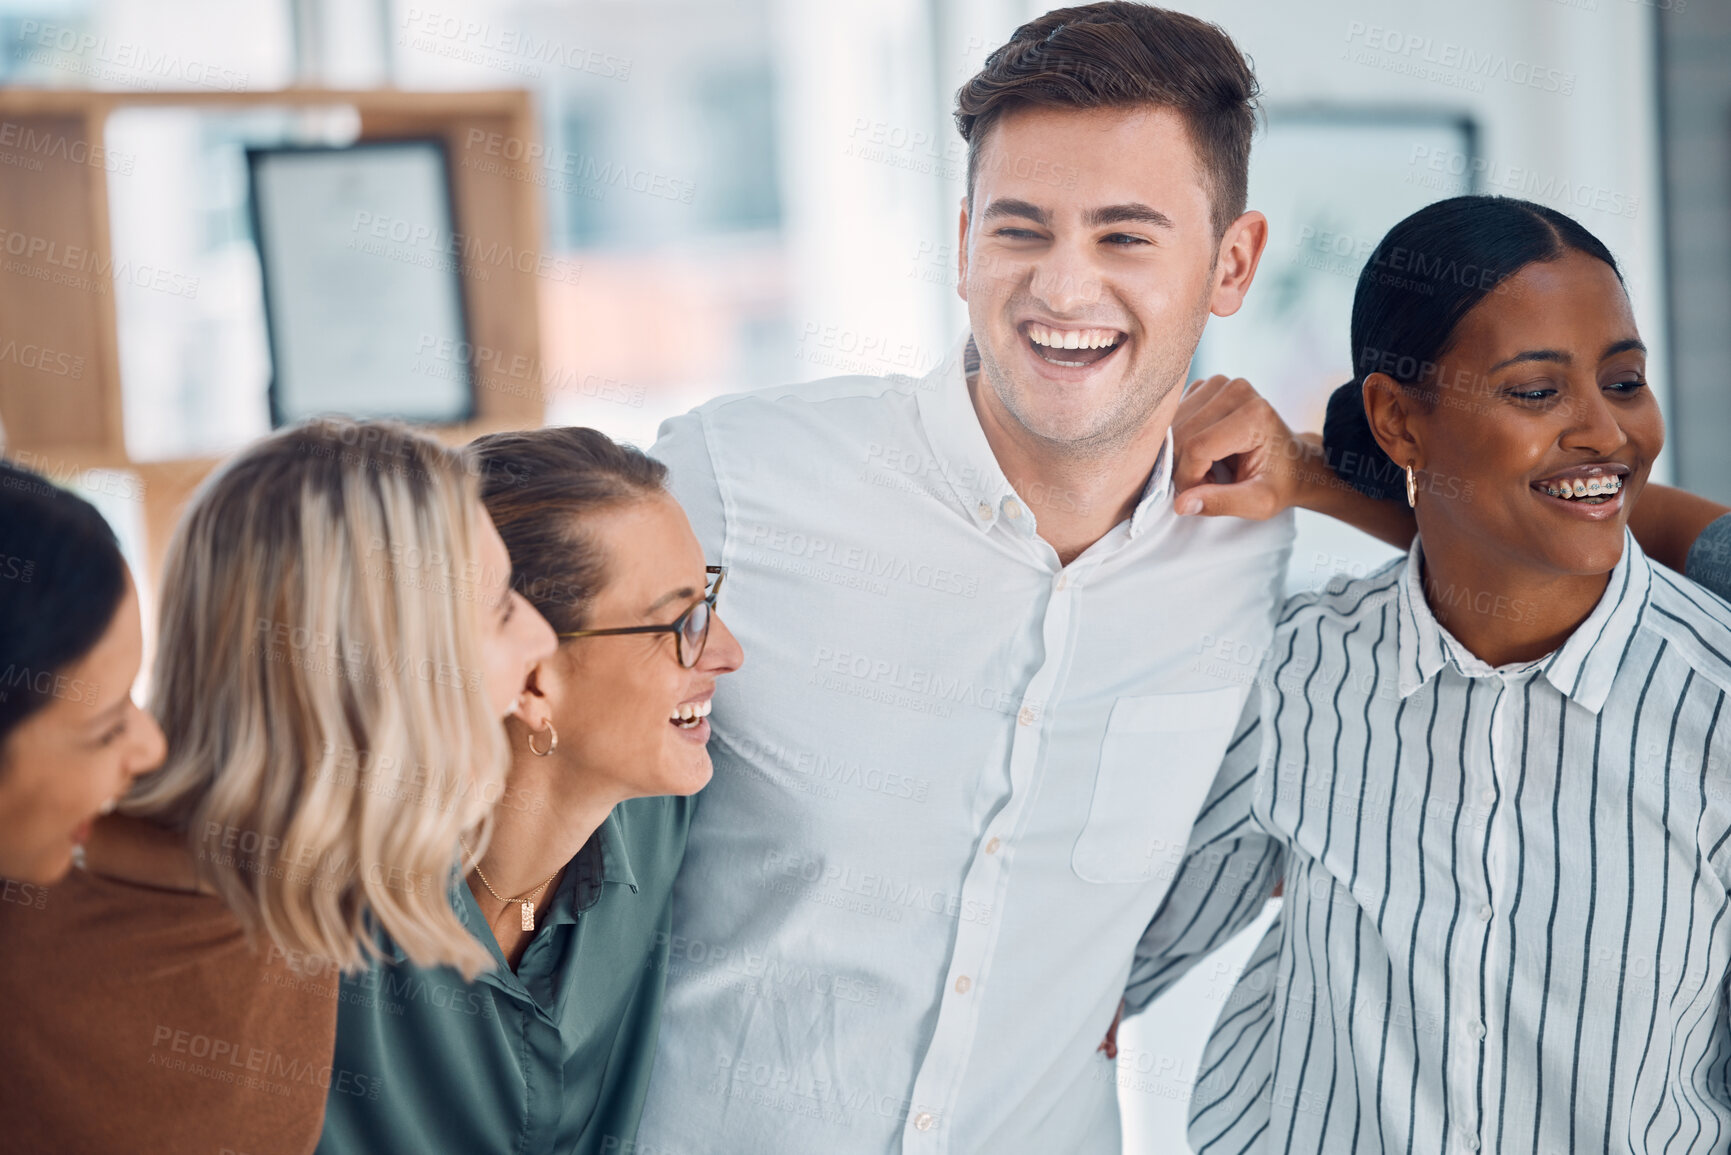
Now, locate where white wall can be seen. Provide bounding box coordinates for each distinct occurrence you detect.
[767,0,1031,384]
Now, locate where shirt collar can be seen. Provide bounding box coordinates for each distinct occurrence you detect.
[567,806,639,912]
[913,336,1016,533]
[913,334,1174,538]
[1128,429,1175,538]
[1395,527,1651,713]
[447,807,639,923]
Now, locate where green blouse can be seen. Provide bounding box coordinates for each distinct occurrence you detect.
[316,794,691,1155]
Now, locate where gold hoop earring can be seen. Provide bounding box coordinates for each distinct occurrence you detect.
[527,719,558,757]
[1405,465,1417,509]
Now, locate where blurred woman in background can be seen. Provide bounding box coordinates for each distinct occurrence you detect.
[0,419,555,1155]
[318,426,743,1155]
[0,460,164,884]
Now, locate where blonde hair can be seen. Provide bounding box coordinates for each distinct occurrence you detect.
[126,419,505,978]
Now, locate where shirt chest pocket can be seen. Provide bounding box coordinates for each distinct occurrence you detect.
[1071,688,1244,885]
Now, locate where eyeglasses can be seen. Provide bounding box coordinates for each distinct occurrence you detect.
[557,566,725,669]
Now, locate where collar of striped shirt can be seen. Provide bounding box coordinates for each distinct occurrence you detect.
[1396,528,1651,713]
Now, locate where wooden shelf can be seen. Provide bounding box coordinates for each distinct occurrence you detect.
[0,87,548,577]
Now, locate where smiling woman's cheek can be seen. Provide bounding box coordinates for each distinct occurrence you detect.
[1414,384,1661,585]
[0,716,113,883]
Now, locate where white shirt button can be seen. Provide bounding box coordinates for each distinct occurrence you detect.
[1470,1020,1487,1040]
[1478,905,1492,923]
[975,502,992,521]
[1055,571,1068,590]
[1018,706,1036,726]
[1480,788,1495,804]
[1004,497,1023,520]
[1464,1138,1480,1152]
[954,975,972,994]
[985,836,1001,855]
[914,1112,935,1132]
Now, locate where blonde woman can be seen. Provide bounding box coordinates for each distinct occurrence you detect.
[0,419,555,1155]
[318,426,743,1155]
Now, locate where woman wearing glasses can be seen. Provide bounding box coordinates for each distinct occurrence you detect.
[318,426,743,1155]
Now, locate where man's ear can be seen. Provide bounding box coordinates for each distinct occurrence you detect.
[1208,209,1268,319]
[956,195,971,304]
[1363,373,1424,469]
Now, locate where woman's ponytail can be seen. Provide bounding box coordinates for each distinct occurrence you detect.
[1322,379,1406,503]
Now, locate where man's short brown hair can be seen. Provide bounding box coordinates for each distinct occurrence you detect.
[955,2,1259,238]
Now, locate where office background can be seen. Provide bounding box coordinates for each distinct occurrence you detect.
[1,0,1726,1147]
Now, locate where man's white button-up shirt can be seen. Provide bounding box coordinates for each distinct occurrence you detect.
[636,344,1294,1153]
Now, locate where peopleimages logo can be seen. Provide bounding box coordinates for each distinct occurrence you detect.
[0,226,200,300]
[0,120,134,174]
[398,7,631,81]
[1342,21,1577,96]
[16,21,249,91]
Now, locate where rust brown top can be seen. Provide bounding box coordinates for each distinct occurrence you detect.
[0,814,341,1155]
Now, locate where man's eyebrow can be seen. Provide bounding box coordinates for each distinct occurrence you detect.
[1084,203,1174,230]
[980,198,1049,226]
[1488,349,1569,373]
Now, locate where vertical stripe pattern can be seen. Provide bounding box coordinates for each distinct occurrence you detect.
[1141,532,1731,1154]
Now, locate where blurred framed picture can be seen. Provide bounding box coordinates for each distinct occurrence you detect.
[1189,107,1478,594]
[248,140,474,427]
[1195,106,1479,433]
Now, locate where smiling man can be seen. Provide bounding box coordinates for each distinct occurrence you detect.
[633,10,1299,1153]
[961,99,1253,566]
[632,6,1729,1155]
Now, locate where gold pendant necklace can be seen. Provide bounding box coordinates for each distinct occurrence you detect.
[460,841,560,931]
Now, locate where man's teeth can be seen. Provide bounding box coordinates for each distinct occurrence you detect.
[670,699,712,728]
[1540,475,1623,500]
[1026,323,1120,350]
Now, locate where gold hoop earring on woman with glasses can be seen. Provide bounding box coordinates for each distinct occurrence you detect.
[1405,464,1417,509]
[527,719,558,757]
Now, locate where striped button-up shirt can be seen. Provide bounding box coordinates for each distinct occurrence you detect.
[636,343,1293,1154]
[1132,530,1731,1155]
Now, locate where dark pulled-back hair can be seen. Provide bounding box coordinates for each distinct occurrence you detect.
[1322,195,1623,502]
[0,461,128,746]
[467,427,668,634]
[954,2,1259,237]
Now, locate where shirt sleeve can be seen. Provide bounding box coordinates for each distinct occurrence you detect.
[1122,690,1283,1015]
[1711,979,1731,1120]
[650,408,728,560]
[1685,512,1731,602]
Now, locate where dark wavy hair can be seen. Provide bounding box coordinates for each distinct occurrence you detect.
[1321,196,1622,502]
[0,461,128,748]
[954,2,1259,238]
[466,426,668,634]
